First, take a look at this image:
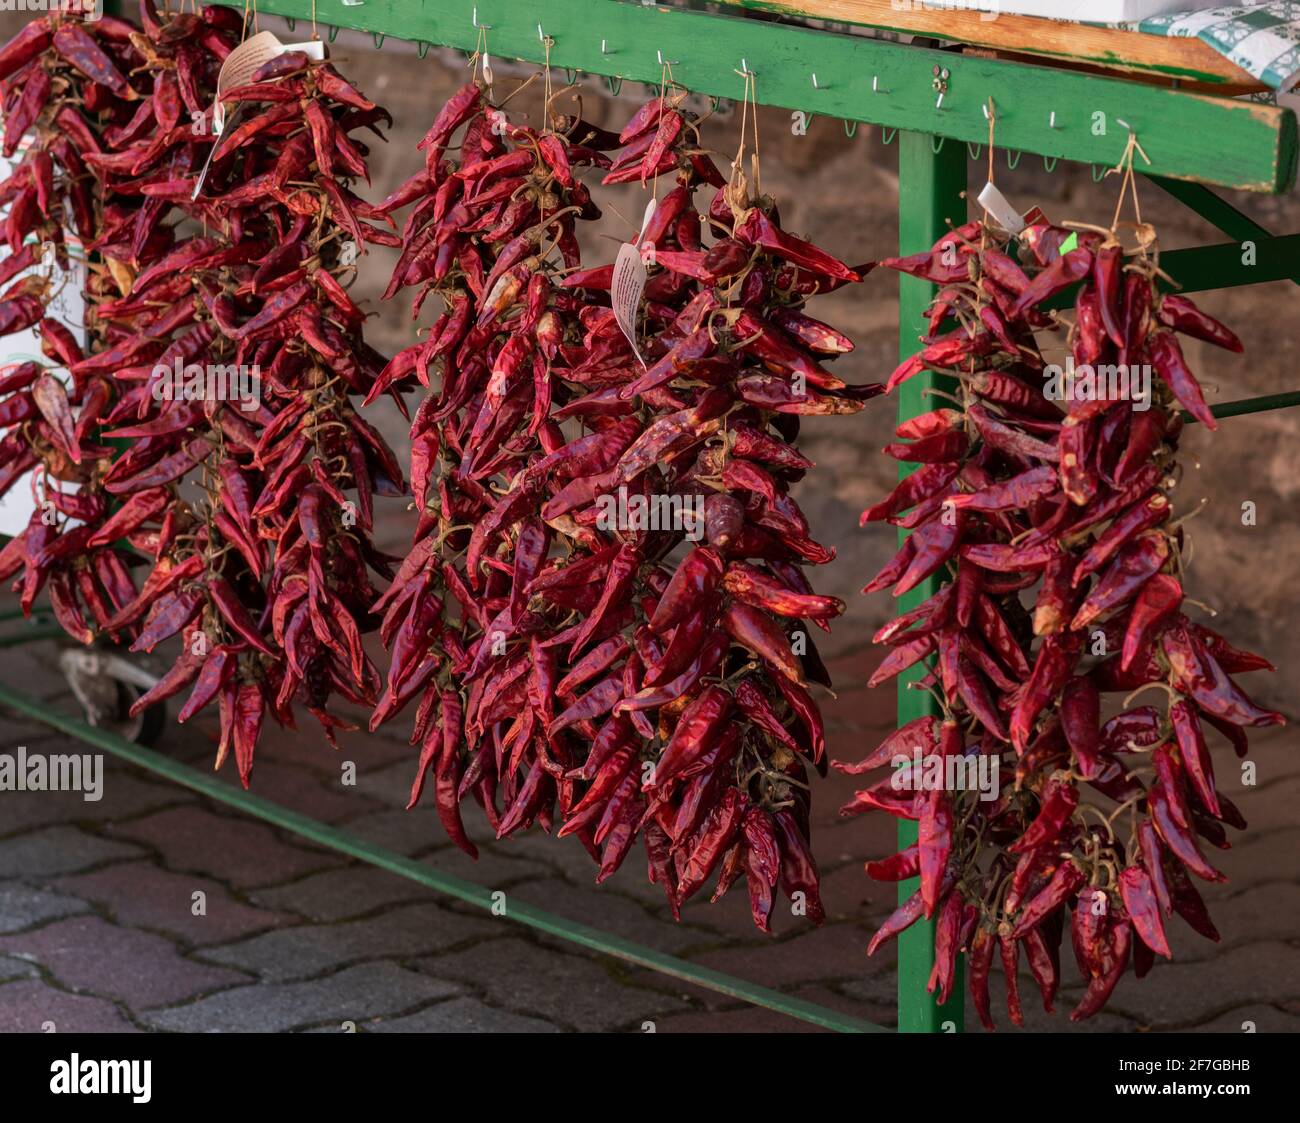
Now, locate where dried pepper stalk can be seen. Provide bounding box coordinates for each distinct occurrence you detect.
[843,203,1281,1023]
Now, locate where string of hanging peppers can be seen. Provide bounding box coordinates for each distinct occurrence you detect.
[842,198,1284,1024]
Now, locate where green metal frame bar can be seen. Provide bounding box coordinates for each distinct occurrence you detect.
[1148,175,1299,281]
[0,678,885,1034]
[894,132,965,1032]
[225,0,1296,192]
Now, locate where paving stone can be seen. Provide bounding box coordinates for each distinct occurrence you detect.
[335,807,441,856]
[349,756,425,809]
[1231,724,1300,781]
[204,758,385,825]
[52,860,285,947]
[0,915,246,1008]
[1216,825,1300,889]
[200,902,496,981]
[0,980,138,1033]
[0,954,38,982]
[1232,773,1300,833]
[503,879,707,953]
[422,844,553,894]
[490,829,612,885]
[0,826,143,878]
[249,866,433,922]
[106,805,340,890]
[1202,882,1300,954]
[1189,1003,1300,1033]
[649,1003,832,1033]
[143,962,460,1032]
[0,770,194,838]
[689,921,879,991]
[251,848,549,923]
[356,996,561,1033]
[1102,942,1300,1030]
[0,881,88,933]
[411,936,686,1031]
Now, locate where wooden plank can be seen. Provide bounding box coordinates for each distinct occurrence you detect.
[720,0,1263,90]
[227,0,1296,193]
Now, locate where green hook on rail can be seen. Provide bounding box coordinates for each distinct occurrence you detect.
[417,41,431,59]
[328,24,341,43]
[931,134,945,154]
[967,142,981,160]
[844,119,858,138]
[373,33,385,49]
[1005,149,1022,169]
[881,127,897,145]
[564,67,579,85]
[1042,155,1058,173]
[1092,164,1109,181]
[605,75,623,95]
[285,17,295,31]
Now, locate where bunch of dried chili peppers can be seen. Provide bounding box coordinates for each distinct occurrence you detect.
[841,204,1284,1023]
[0,9,163,645]
[376,78,878,929]
[0,4,402,784]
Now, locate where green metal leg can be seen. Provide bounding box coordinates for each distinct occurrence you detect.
[894,131,966,1033]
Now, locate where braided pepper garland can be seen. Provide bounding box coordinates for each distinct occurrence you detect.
[375,79,881,929]
[0,5,403,784]
[0,8,184,647]
[842,208,1284,1023]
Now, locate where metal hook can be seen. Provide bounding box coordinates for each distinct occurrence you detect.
[931,134,945,153]
[1042,155,1058,172]
[1091,164,1109,182]
[372,32,385,48]
[881,127,898,145]
[417,41,430,59]
[601,39,609,54]
[740,58,754,76]
[538,23,545,42]
[872,75,884,94]
[844,120,858,138]
[284,16,295,31]
[1005,149,1022,170]
[327,24,341,43]
[1049,111,1059,129]
[982,102,989,120]
[968,142,982,160]
[564,67,578,85]
[936,91,945,110]
[657,49,679,66]
[472,7,491,30]
[811,73,821,90]
[605,75,623,95]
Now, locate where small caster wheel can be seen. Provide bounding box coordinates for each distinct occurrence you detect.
[58,648,166,746]
[108,679,167,746]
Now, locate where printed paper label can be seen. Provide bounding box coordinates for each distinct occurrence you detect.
[977,181,1026,235]
[612,198,657,368]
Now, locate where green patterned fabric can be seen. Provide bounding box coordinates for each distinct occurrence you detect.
[1113,3,1300,90]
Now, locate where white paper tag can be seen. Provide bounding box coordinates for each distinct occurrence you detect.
[192,34,326,200]
[612,198,657,368]
[977,181,1026,236]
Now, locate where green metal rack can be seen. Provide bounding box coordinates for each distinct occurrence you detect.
[8,0,1300,1034]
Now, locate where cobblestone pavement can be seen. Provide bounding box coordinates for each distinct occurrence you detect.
[0,627,1296,1034]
